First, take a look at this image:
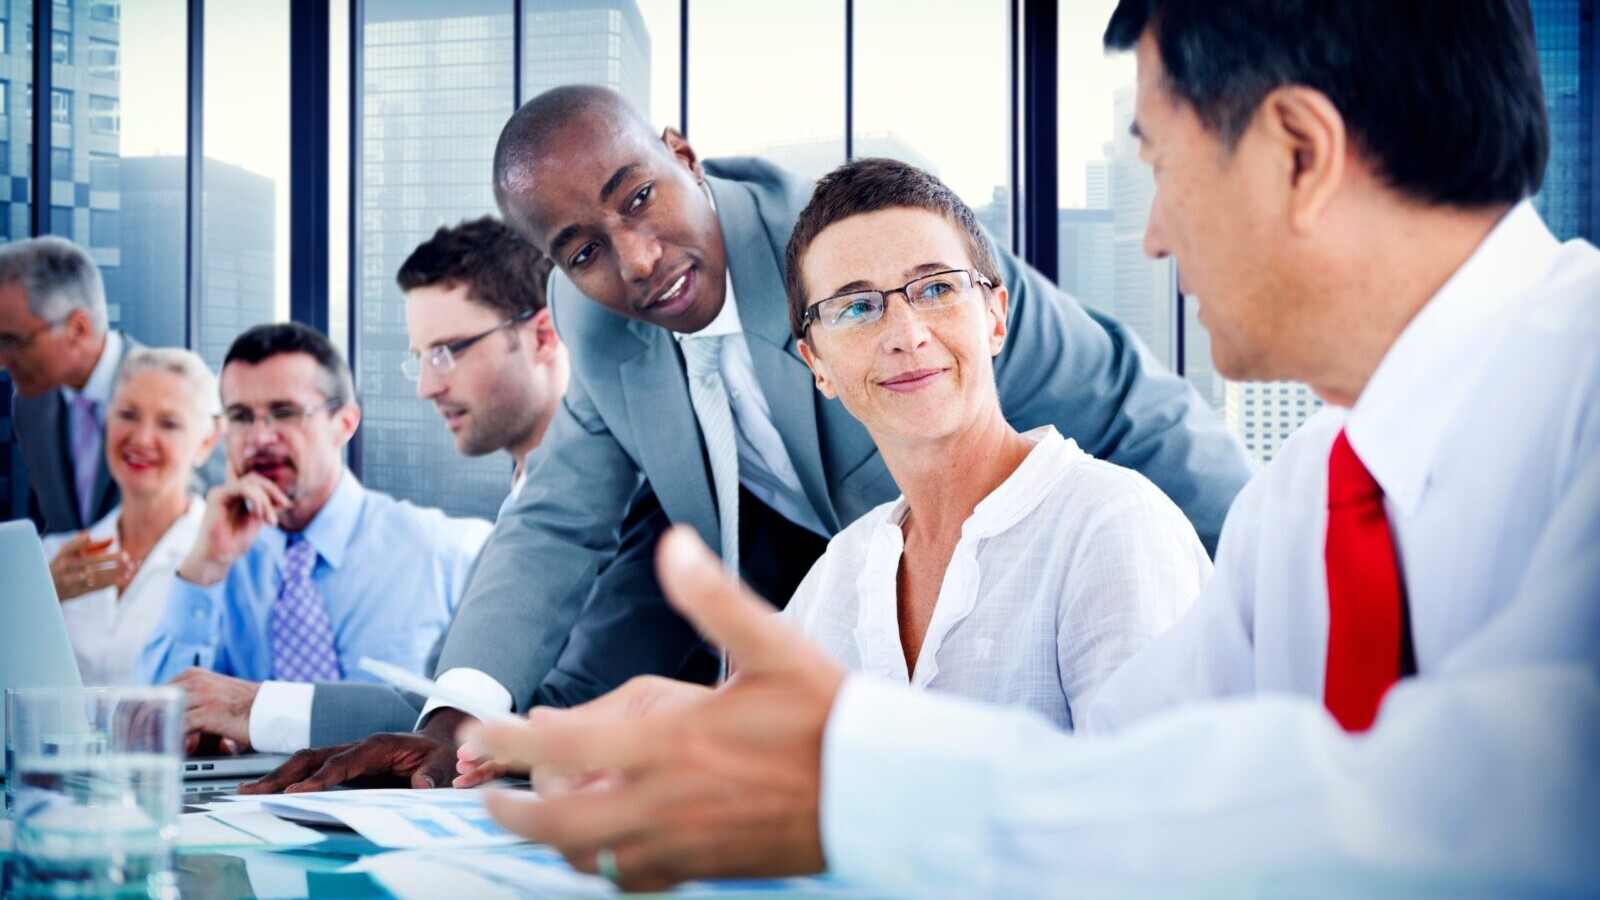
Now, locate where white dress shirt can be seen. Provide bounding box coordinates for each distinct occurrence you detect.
[784,427,1209,728]
[820,202,1600,897]
[40,496,204,686]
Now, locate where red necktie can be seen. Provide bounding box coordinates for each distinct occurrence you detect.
[1323,428,1406,732]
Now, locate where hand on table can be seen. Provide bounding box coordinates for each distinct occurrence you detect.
[50,533,135,600]
[173,668,259,755]
[238,707,471,794]
[453,675,711,791]
[473,526,846,893]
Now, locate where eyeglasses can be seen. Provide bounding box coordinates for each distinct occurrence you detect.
[0,318,64,355]
[222,398,342,435]
[401,309,535,382]
[801,269,993,334]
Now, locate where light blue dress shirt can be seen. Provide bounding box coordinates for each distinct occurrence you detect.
[135,471,491,685]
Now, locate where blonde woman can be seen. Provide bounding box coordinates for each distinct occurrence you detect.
[42,347,220,685]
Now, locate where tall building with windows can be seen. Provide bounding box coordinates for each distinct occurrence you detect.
[358,0,649,519]
[1106,85,1174,365]
[1225,380,1323,465]
[1531,0,1595,241]
[108,156,276,368]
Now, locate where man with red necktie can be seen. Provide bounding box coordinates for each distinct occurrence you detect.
[471,1,1600,896]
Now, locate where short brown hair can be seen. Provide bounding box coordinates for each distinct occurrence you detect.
[783,158,1002,340]
[396,216,554,319]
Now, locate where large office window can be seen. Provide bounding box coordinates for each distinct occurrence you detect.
[104,0,188,350]
[689,0,843,181]
[854,0,1012,246]
[356,0,515,519]
[201,1,288,368]
[1531,0,1595,242]
[523,0,679,129]
[1057,0,1174,372]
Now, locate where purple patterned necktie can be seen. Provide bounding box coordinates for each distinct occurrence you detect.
[69,393,100,525]
[270,535,342,682]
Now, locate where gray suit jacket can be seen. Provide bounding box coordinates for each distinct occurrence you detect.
[304,157,1254,741]
[14,332,140,535]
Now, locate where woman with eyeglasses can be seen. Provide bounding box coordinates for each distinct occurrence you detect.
[777,159,1212,727]
[41,347,220,685]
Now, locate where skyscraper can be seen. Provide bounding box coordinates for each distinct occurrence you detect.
[1530,0,1595,241]
[1225,380,1323,465]
[108,155,276,369]
[1107,84,1174,367]
[358,0,650,520]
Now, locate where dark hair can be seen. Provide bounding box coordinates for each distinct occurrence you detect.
[1104,0,1549,209]
[223,322,356,407]
[784,158,1002,341]
[396,216,554,320]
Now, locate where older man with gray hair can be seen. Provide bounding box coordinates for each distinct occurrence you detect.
[0,236,139,535]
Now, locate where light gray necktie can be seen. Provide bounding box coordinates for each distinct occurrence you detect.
[681,335,740,574]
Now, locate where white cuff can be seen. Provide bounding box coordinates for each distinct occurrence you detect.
[821,676,1000,898]
[247,681,315,754]
[417,667,514,727]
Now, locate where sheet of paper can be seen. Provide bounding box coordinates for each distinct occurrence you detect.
[179,810,325,848]
[357,844,887,899]
[256,787,521,849]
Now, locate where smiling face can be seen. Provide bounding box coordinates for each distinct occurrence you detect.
[105,368,219,500]
[797,207,1009,449]
[501,113,728,334]
[405,282,554,458]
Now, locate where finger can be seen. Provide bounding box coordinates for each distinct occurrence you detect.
[481,786,651,851]
[451,759,505,789]
[285,742,398,793]
[233,483,280,527]
[60,532,92,554]
[221,738,243,756]
[239,746,344,794]
[185,731,201,756]
[409,752,455,791]
[475,714,660,774]
[240,473,291,510]
[655,526,802,674]
[79,536,116,556]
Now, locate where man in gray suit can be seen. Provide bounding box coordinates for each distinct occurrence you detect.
[243,85,1252,794]
[0,237,138,536]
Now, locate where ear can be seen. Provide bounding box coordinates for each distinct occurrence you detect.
[796,339,838,399]
[64,308,97,342]
[1258,86,1346,233]
[985,284,1010,357]
[661,127,705,184]
[332,401,362,449]
[528,308,561,364]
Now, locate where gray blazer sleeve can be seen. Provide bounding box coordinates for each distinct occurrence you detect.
[307,683,425,747]
[990,244,1252,556]
[431,371,646,711]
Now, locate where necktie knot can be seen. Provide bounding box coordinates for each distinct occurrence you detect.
[682,335,724,382]
[1327,429,1383,508]
[284,534,317,580]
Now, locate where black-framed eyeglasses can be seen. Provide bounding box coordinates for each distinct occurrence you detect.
[800,269,994,334]
[0,317,65,355]
[222,398,343,435]
[401,309,535,382]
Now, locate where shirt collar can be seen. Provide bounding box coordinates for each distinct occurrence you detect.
[1345,201,1562,515]
[676,184,743,342]
[61,330,122,407]
[274,468,364,570]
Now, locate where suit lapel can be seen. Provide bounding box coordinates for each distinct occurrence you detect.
[708,176,840,533]
[619,332,721,548]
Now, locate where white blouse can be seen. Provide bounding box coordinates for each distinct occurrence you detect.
[41,497,206,686]
[783,427,1211,729]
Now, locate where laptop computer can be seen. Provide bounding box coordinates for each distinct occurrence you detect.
[1,519,288,784]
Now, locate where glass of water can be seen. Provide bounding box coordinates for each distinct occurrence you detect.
[5,687,184,900]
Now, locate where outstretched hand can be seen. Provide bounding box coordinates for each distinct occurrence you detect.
[474,526,846,893]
